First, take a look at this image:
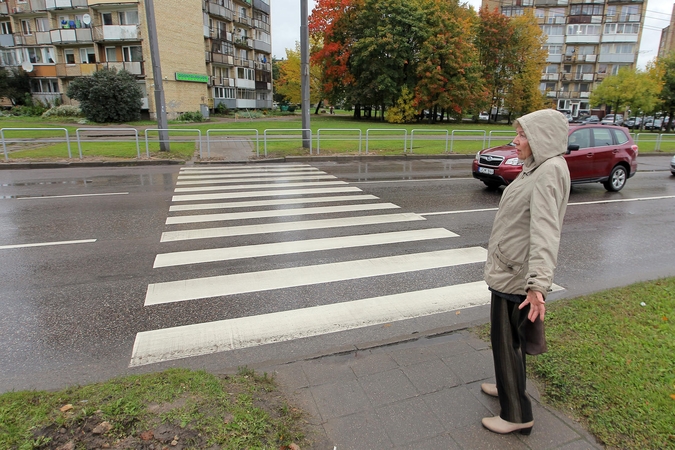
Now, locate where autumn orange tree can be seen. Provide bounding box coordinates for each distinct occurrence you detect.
[414,0,487,122]
[275,42,323,105]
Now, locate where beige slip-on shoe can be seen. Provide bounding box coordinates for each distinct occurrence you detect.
[481,415,534,435]
[480,383,498,397]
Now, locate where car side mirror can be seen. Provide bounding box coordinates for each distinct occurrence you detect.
[567,144,580,154]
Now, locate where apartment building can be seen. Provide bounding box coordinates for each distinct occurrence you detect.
[0,0,272,119]
[658,4,675,59]
[482,0,647,118]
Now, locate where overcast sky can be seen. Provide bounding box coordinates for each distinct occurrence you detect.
[271,0,673,69]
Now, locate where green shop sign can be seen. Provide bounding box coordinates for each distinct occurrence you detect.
[175,72,209,83]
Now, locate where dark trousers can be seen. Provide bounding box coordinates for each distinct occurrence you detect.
[490,293,533,423]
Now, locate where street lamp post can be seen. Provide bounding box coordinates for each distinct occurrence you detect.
[301,0,310,149]
[144,0,170,151]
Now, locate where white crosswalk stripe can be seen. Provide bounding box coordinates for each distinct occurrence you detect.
[165,203,399,224]
[131,163,564,367]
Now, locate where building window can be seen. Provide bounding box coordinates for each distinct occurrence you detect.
[214,87,235,99]
[105,47,117,62]
[567,24,601,36]
[570,4,603,16]
[122,46,142,62]
[101,13,113,26]
[26,47,55,64]
[21,19,32,35]
[65,49,75,64]
[604,23,639,35]
[237,67,254,80]
[0,22,11,35]
[36,17,50,32]
[541,25,563,36]
[236,88,255,100]
[620,5,639,22]
[0,50,18,66]
[545,64,558,73]
[118,10,139,25]
[544,45,562,55]
[79,47,96,63]
[30,78,59,93]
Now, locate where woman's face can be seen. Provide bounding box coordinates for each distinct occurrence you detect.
[514,125,532,161]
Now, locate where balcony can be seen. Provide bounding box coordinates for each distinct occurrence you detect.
[0,3,8,15]
[535,0,568,5]
[235,77,254,89]
[204,0,233,21]
[235,15,251,27]
[209,76,234,87]
[579,92,590,98]
[598,53,635,63]
[9,0,47,13]
[233,36,252,48]
[253,39,270,53]
[46,0,88,9]
[97,61,144,75]
[0,34,15,46]
[14,34,38,46]
[234,57,253,68]
[50,28,93,44]
[566,35,600,44]
[93,25,140,41]
[541,73,560,81]
[254,60,270,71]
[605,13,641,23]
[206,52,234,65]
[252,19,269,32]
[210,30,232,42]
[252,0,269,14]
[254,80,270,91]
[55,62,96,77]
[596,72,606,81]
[546,91,557,98]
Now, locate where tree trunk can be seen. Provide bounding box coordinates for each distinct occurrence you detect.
[354,104,361,119]
[381,103,386,121]
[314,99,323,115]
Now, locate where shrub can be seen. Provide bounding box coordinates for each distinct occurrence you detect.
[42,105,83,118]
[66,68,142,123]
[214,103,229,115]
[386,87,417,124]
[177,111,204,122]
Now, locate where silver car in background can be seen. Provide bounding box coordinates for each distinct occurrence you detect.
[671,155,675,175]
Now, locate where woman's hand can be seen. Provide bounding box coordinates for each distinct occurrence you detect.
[519,289,546,322]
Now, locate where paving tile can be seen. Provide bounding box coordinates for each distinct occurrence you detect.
[555,438,604,450]
[323,411,393,450]
[300,356,355,386]
[443,349,494,384]
[400,358,461,394]
[271,362,309,392]
[428,339,475,359]
[388,345,441,366]
[349,350,400,377]
[519,403,588,450]
[394,432,461,449]
[359,368,419,407]
[310,379,369,421]
[449,423,530,450]
[376,396,446,446]
[285,386,323,426]
[424,385,493,431]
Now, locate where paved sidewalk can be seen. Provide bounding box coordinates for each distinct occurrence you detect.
[263,329,602,450]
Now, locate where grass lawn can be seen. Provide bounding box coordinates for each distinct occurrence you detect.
[475,277,675,450]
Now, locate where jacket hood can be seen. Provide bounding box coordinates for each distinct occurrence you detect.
[514,109,569,171]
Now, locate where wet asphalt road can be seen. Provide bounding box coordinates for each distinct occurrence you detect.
[0,156,673,392]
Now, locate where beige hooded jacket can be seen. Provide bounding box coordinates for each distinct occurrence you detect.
[484,109,571,298]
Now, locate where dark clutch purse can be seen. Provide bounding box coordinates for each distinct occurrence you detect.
[525,318,547,355]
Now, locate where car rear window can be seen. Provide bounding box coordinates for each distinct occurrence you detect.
[592,128,613,146]
[611,129,629,144]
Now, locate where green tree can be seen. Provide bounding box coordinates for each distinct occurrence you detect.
[275,42,322,106]
[503,12,547,118]
[590,68,638,121]
[415,0,486,122]
[67,68,142,123]
[657,53,675,130]
[0,67,31,105]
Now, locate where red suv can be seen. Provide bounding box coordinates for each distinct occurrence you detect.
[472,124,638,192]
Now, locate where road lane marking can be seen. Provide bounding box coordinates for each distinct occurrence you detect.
[144,247,488,306]
[165,203,399,224]
[176,174,337,185]
[174,180,347,193]
[168,194,379,212]
[160,213,426,242]
[17,192,129,200]
[172,186,362,202]
[0,239,97,250]
[153,228,457,268]
[419,195,675,216]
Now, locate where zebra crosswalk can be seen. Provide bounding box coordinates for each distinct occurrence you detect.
[129,164,560,367]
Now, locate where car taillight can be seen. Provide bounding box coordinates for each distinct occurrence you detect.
[631,144,638,154]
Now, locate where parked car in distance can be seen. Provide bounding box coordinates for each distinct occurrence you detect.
[601,114,623,126]
[472,124,638,192]
[581,115,600,124]
[671,155,675,175]
[478,111,489,121]
[643,118,663,130]
[624,117,642,129]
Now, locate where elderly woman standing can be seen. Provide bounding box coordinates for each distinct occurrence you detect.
[481,109,571,435]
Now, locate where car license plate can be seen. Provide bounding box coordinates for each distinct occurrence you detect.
[478,167,494,175]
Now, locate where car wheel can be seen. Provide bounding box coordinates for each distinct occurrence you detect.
[603,165,627,192]
[483,181,501,189]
